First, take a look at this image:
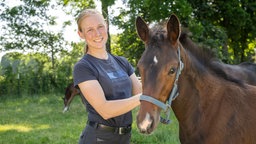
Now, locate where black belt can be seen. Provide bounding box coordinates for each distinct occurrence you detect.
[88,121,131,135]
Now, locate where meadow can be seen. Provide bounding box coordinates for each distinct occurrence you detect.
[0,94,180,144]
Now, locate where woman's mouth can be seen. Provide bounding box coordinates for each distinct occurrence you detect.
[94,37,103,43]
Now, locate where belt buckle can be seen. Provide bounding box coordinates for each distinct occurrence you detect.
[117,128,123,135]
[113,126,131,135]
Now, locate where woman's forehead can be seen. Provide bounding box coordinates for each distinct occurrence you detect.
[81,14,105,27]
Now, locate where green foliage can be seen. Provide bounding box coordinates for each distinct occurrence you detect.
[0,0,71,72]
[110,0,256,64]
[0,0,87,97]
[0,52,52,95]
[60,0,95,17]
[1,0,256,97]
[0,0,66,52]
[111,0,194,68]
[0,42,84,96]
[187,0,256,63]
[54,42,84,90]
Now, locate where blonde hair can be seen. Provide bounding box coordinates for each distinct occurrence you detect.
[77,9,104,32]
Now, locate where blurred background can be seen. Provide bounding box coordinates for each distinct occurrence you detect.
[0,0,255,99]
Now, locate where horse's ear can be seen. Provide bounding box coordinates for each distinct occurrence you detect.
[167,14,181,45]
[136,16,149,42]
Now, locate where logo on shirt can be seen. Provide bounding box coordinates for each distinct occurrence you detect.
[107,70,126,80]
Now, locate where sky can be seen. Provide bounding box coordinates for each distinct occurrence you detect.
[0,0,124,60]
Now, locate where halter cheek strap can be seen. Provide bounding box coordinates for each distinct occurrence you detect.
[140,46,184,124]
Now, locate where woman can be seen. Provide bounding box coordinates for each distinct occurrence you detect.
[73,9,142,144]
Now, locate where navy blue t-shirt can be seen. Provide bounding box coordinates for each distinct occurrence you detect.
[73,53,134,127]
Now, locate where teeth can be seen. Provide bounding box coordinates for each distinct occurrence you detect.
[94,38,103,42]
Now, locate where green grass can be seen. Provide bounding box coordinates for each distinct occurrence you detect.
[0,94,180,144]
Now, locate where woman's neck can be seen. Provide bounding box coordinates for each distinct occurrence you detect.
[87,49,108,60]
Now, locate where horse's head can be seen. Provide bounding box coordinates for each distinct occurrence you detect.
[136,14,182,134]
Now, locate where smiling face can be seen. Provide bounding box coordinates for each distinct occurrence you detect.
[78,13,108,50]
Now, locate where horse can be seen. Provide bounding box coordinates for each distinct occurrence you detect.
[62,82,80,113]
[135,14,256,144]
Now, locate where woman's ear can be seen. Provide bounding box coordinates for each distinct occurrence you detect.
[78,30,85,39]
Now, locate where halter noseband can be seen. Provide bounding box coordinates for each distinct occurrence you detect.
[140,46,184,124]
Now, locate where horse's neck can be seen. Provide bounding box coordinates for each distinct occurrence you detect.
[172,51,223,131]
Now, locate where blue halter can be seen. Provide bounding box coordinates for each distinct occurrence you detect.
[140,46,184,124]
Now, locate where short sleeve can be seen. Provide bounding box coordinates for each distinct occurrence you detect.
[116,56,134,76]
[73,60,97,88]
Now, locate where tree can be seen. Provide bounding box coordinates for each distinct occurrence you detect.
[188,0,256,63]
[101,0,115,53]
[0,0,68,68]
[0,52,53,95]
[111,0,256,64]
[111,0,193,68]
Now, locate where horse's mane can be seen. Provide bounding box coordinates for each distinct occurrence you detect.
[179,31,243,85]
[179,30,217,66]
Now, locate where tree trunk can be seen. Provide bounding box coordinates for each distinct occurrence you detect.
[101,2,111,53]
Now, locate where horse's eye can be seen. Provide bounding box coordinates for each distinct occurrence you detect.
[168,67,176,75]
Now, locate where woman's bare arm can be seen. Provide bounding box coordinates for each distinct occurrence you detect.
[130,73,142,95]
[78,79,141,120]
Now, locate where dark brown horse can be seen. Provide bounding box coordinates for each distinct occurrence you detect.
[136,14,256,143]
[62,82,80,113]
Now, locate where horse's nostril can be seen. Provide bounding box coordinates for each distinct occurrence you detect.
[139,127,152,134]
[139,126,153,135]
[140,129,147,134]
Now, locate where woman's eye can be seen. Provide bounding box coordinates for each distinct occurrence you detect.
[87,29,93,33]
[168,67,176,75]
[98,25,105,30]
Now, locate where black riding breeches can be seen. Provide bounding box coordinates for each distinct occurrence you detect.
[78,124,131,144]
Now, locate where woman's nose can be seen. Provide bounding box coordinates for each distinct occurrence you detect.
[94,29,101,36]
